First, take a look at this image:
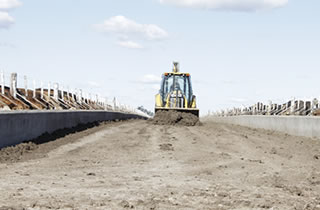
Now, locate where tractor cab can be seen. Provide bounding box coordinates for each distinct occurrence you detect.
[160,72,193,108]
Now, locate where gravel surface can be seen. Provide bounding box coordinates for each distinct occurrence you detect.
[0,119,320,209]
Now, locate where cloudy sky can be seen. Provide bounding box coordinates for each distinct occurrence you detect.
[0,0,319,115]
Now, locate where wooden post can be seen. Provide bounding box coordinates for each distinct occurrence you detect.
[10,73,17,98]
[24,75,28,97]
[33,80,36,98]
[0,71,4,95]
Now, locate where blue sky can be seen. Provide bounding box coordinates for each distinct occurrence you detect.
[1,0,320,115]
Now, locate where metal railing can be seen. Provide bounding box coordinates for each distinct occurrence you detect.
[210,98,320,117]
[0,71,139,115]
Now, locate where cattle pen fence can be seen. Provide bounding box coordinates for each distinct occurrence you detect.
[211,99,320,117]
[0,71,139,114]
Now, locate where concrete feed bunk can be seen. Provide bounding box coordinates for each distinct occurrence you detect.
[0,111,145,148]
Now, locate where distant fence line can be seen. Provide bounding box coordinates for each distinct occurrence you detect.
[0,71,139,114]
[211,98,320,117]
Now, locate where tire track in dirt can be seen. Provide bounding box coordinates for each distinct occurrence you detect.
[0,120,319,209]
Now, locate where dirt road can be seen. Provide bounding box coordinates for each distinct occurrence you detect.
[0,119,320,209]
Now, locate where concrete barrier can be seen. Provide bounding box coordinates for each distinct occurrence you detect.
[206,115,320,139]
[0,111,146,148]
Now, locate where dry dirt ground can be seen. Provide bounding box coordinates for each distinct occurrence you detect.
[0,119,320,210]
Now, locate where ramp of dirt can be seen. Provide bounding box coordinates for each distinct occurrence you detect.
[151,110,200,126]
[0,121,123,164]
[0,120,320,209]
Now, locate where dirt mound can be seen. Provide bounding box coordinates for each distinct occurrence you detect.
[0,121,116,164]
[151,110,200,126]
[0,120,320,209]
[0,142,38,163]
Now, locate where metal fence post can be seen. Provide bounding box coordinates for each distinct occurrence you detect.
[33,80,36,98]
[0,71,4,95]
[104,98,108,110]
[71,88,74,101]
[24,75,28,97]
[290,98,295,114]
[113,97,117,110]
[75,89,78,102]
[54,83,59,101]
[48,82,51,99]
[79,89,83,104]
[66,86,69,101]
[41,81,44,99]
[268,101,272,115]
[60,85,64,101]
[10,73,17,98]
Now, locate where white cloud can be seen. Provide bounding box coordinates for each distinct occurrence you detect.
[159,0,288,11]
[117,40,143,49]
[95,16,169,48]
[0,11,14,29]
[95,16,168,41]
[0,0,21,29]
[0,0,21,10]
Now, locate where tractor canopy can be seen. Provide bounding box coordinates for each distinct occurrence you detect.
[160,73,194,108]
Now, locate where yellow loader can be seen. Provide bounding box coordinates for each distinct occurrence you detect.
[155,62,199,117]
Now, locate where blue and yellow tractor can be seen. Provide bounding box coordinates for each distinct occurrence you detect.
[155,62,199,117]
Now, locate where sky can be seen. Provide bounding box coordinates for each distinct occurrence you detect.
[0,0,320,115]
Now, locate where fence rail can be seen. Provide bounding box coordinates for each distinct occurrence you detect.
[0,71,141,115]
[211,98,320,117]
